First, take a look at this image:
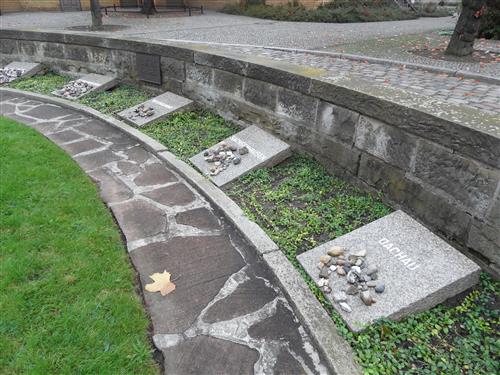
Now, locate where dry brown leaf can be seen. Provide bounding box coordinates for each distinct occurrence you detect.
[145,270,176,296]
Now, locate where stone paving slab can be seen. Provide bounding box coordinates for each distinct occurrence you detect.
[117,92,193,127]
[298,210,481,332]
[1,61,43,81]
[0,92,328,375]
[52,73,118,100]
[190,125,292,187]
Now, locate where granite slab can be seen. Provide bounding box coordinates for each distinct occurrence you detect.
[1,61,43,82]
[297,210,481,332]
[190,125,292,187]
[52,73,118,100]
[117,91,193,127]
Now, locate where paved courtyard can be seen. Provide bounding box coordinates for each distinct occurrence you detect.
[0,10,455,49]
[0,92,328,375]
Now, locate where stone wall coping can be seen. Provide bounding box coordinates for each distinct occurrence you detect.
[1,28,498,168]
[0,87,362,375]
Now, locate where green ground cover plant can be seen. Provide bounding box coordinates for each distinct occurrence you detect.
[8,72,72,95]
[225,156,499,374]
[223,1,419,23]
[0,117,159,374]
[142,111,240,161]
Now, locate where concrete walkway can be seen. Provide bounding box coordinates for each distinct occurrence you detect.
[0,92,328,375]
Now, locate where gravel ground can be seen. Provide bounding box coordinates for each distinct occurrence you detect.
[0,10,456,49]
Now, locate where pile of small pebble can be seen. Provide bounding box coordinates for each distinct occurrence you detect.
[129,104,155,119]
[203,142,249,176]
[0,68,25,84]
[54,80,95,100]
[317,246,385,313]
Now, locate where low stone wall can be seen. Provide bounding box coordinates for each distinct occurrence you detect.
[1,30,498,276]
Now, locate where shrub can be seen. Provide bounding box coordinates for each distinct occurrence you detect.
[222,2,418,23]
[480,0,500,39]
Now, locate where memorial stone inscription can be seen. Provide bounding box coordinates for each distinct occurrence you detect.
[297,211,481,332]
[136,53,162,85]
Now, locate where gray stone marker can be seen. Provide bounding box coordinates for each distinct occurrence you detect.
[190,125,291,187]
[297,210,480,332]
[0,61,43,83]
[117,92,193,127]
[52,73,118,100]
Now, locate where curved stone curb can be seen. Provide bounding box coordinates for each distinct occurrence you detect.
[161,39,500,85]
[0,87,362,375]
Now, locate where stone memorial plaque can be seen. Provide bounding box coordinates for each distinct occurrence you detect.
[117,92,193,127]
[297,210,480,332]
[136,53,162,85]
[52,73,118,100]
[190,125,291,187]
[0,61,43,83]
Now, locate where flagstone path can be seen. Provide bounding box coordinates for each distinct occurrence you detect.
[0,92,328,375]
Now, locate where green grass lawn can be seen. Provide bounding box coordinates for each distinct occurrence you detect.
[0,117,159,374]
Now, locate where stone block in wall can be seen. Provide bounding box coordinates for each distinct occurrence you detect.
[0,39,18,55]
[319,136,361,175]
[277,88,318,124]
[358,153,472,243]
[42,42,65,59]
[246,62,312,94]
[163,78,184,96]
[87,47,112,66]
[316,101,358,145]
[111,50,136,78]
[355,115,417,170]
[186,63,212,86]
[64,45,89,63]
[412,140,499,216]
[486,184,500,225]
[243,78,278,111]
[467,220,500,268]
[194,51,248,76]
[213,69,243,97]
[18,41,38,57]
[161,56,185,81]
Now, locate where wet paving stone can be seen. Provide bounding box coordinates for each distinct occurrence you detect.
[74,149,122,171]
[111,199,167,242]
[46,129,83,143]
[161,335,258,375]
[60,138,106,155]
[133,163,178,186]
[89,168,134,204]
[175,207,220,231]
[142,183,196,207]
[130,235,245,333]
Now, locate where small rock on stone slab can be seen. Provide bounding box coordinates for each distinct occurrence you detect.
[346,270,358,284]
[346,285,358,295]
[327,246,344,257]
[375,283,385,293]
[353,249,367,257]
[337,266,346,276]
[239,146,249,155]
[333,291,347,302]
[317,262,325,270]
[360,291,375,306]
[319,267,329,279]
[364,265,378,276]
[319,255,331,264]
[339,302,352,313]
[322,286,332,294]
[366,281,377,288]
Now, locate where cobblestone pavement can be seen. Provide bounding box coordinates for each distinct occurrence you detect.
[218,45,500,115]
[326,32,500,79]
[0,10,455,49]
[0,92,328,375]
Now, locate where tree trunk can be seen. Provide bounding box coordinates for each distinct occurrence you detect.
[445,0,486,56]
[90,0,103,29]
[141,0,156,14]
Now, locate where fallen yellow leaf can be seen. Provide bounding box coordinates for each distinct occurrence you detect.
[145,270,176,296]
